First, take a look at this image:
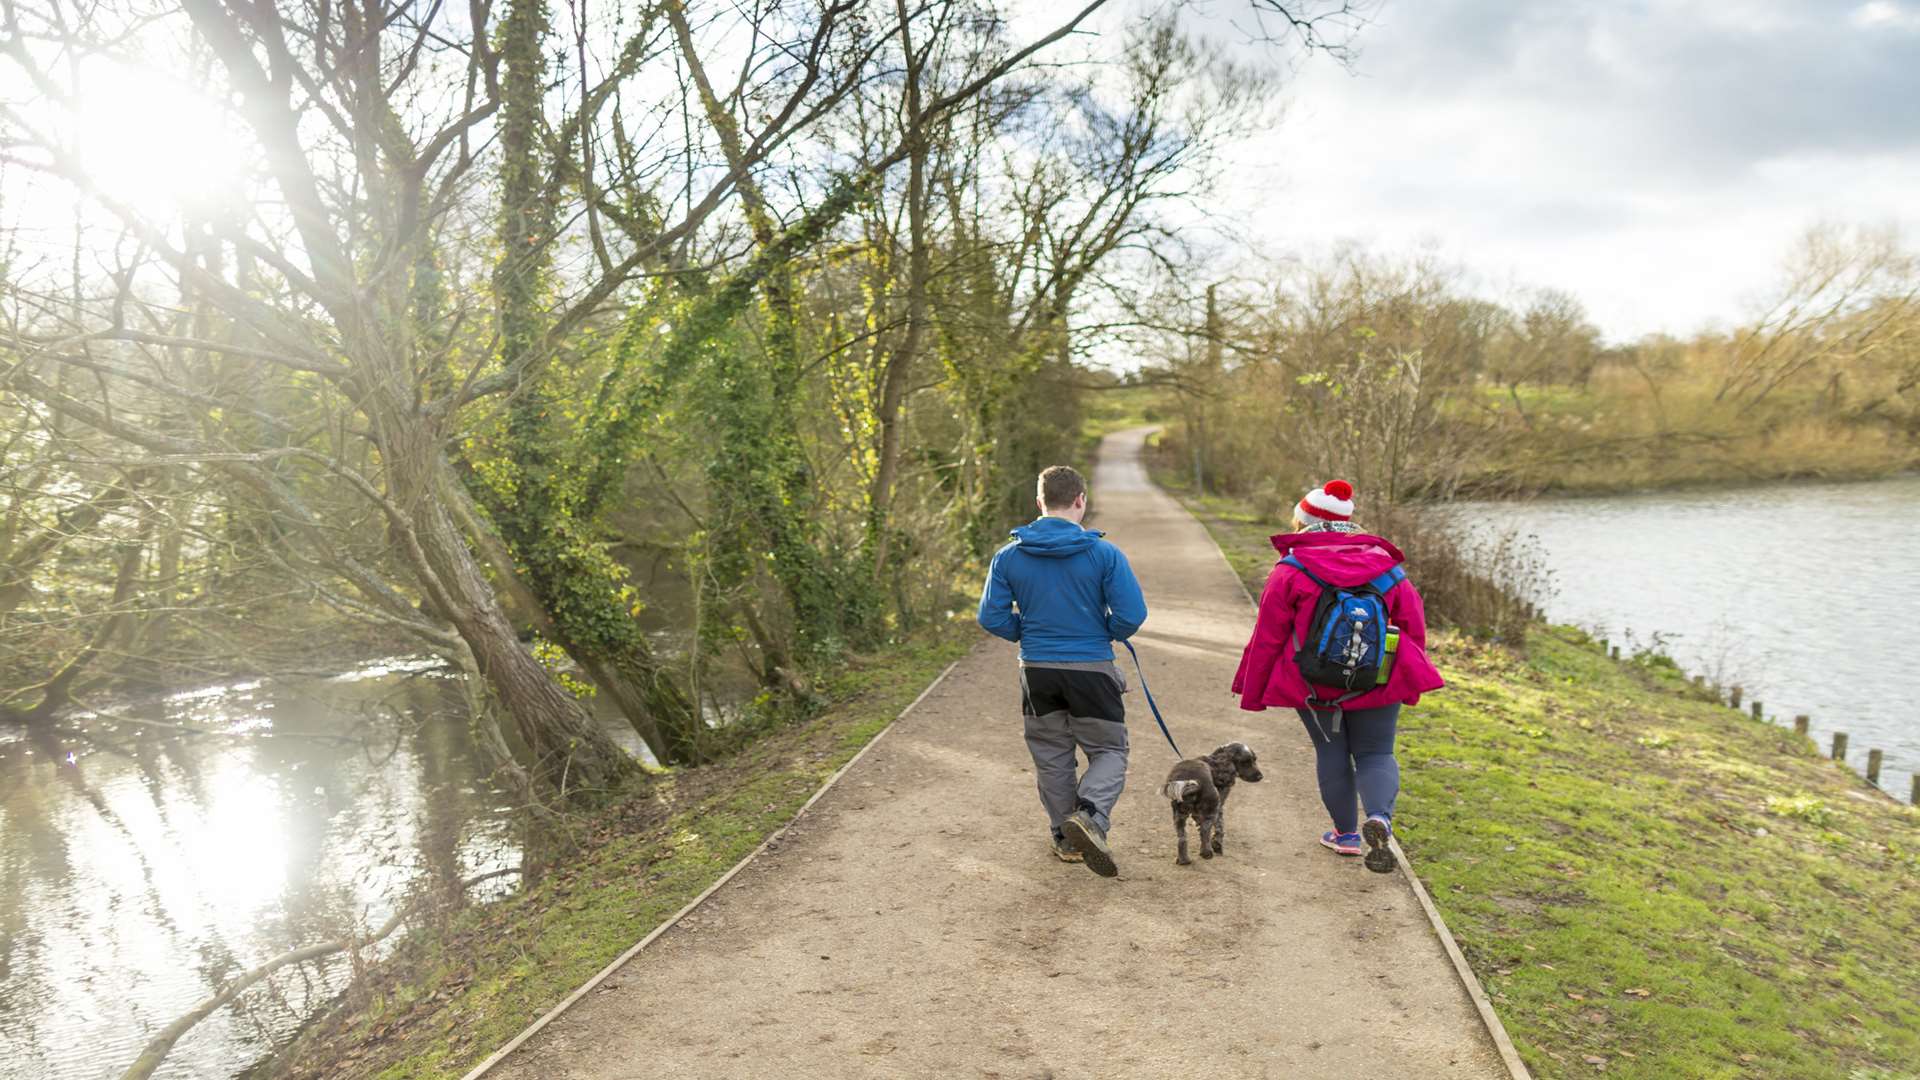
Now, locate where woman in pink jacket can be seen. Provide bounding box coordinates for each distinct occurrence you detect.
[1231,479,1444,873]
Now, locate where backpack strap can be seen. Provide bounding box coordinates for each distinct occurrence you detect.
[1368,565,1407,594]
[1279,555,1314,651]
[1279,554,1328,588]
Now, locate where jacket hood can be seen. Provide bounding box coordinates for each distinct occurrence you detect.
[1269,530,1405,587]
[1011,516,1104,558]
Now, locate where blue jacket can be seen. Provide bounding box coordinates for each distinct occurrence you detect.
[976,516,1148,661]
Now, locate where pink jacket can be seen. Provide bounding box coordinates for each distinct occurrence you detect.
[1232,531,1445,712]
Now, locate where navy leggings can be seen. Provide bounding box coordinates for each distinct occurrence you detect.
[1296,704,1401,834]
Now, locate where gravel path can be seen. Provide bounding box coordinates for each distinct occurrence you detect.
[486,427,1504,1080]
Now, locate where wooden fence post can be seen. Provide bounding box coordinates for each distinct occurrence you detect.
[1600,637,1609,656]
[1831,732,1848,761]
[1912,773,1919,807]
[1729,685,1743,710]
[1610,646,1621,661]
[1866,749,1883,785]
[1793,715,1809,737]
[1750,701,1763,722]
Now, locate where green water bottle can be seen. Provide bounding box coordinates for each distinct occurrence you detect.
[1378,625,1401,684]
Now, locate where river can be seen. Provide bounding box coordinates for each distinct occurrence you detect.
[1450,473,1920,800]
[0,658,653,1080]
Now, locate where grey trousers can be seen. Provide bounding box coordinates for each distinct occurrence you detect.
[1024,710,1130,835]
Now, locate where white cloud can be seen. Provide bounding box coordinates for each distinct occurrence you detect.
[1852,2,1920,30]
[1176,0,1920,341]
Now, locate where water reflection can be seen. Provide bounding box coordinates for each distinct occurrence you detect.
[1449,473,1920,798]
[0,658,543,1080]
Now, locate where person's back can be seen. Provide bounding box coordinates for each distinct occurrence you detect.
[977,517,1145,661]
[1231,478,1445,875]
[977,465,1146,877]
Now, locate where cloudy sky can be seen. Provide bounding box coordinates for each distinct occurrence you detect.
[1178,0,1920,342]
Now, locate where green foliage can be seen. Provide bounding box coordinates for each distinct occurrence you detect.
[530,637,596,700]
[463,0,707,764]
[577,170,880,522]
[684,312,864,663]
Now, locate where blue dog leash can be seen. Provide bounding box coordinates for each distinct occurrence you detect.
[1120,639,1182,758]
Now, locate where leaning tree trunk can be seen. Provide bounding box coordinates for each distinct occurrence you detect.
[23,540,145,723]
[671,4,865,660]
[382,420,638,795]
[445,475,699,763]
[480,0,702,762]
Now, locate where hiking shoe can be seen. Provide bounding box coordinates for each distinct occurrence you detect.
[1060,811,1118,878]
[1319,830,1362,856]
[1361,815,1397,874]
[1051,834,1084,863]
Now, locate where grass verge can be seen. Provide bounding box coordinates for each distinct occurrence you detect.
[264,626,971,1080]
[1165,476,1920,1080]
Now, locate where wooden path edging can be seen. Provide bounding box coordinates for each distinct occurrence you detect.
[461,658,964,1080]
[1188,480,1536,1080]
[1387,835,1535,1079]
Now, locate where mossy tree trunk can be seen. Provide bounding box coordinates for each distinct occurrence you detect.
[480,0,702,762]
[668,2,877,666]
[866,0,934,582]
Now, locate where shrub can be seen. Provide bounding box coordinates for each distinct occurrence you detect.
[1368,503,1547,643]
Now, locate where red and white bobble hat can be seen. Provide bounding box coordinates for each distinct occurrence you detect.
[1296,479,1356,524]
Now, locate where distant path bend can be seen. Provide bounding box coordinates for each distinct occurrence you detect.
[485,426,1506,1080]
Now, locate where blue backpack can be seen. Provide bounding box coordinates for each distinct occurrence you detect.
[1281,555,1405,735]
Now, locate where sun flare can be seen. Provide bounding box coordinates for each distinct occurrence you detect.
[70,57,249,217]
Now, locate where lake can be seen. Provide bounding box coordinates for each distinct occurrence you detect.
[0,658,652,1080]
[1450,473,1920,801]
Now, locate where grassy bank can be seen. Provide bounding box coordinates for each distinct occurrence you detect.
[265,627,970,1080]
[1169,482,1920,1079]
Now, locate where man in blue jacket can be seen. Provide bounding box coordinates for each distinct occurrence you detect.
[977,465,1148,877]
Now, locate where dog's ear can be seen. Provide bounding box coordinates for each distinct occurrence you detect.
[1163,780,1198,800]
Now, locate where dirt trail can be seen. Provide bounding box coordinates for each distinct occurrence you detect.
[487,428,1504,1080]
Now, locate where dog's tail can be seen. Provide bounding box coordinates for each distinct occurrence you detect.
[1163,780,1200,801]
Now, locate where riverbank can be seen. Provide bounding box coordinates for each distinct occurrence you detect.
[1454,458,1920,501]
[257,627,969,1080]
[1448,410,1919,499]
[1146,390,1919,502]
[1172,486,1920,1078]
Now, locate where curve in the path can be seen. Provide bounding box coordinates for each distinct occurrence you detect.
[483,427,1506,1080]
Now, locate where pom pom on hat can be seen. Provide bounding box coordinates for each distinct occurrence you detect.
[1297,479,1356,522]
